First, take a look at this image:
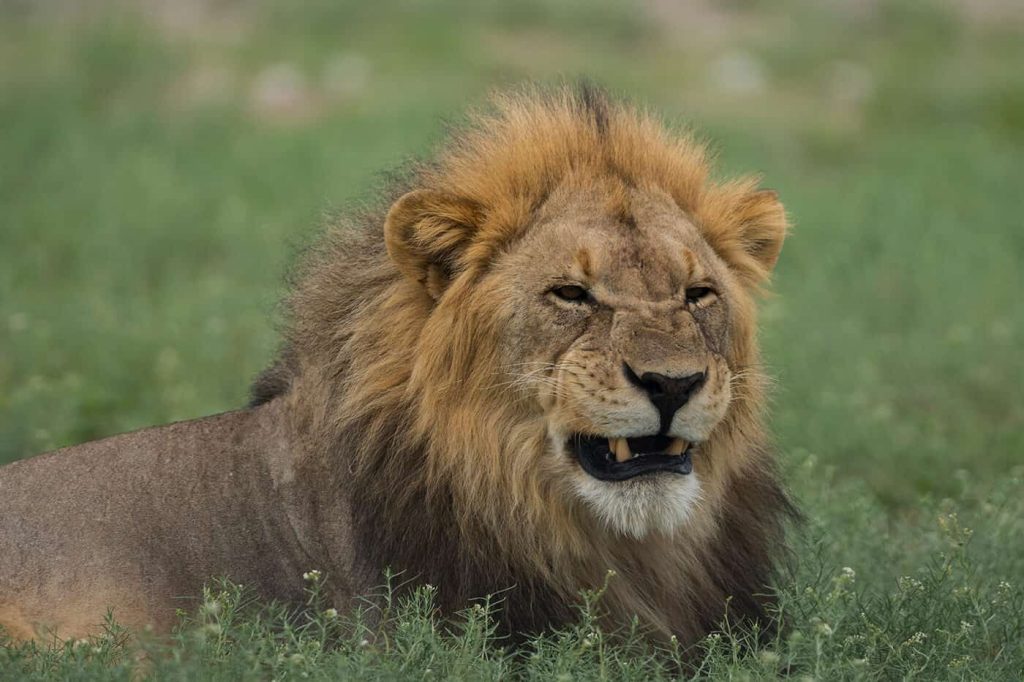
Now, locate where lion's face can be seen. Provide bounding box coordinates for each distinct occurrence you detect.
[483,185,742,537]
[381,94,785,545]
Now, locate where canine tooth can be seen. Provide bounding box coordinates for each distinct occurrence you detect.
[665,438,688,456]
[613,437,632,463]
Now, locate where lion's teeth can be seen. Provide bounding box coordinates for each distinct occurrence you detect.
[665,438,688,456]
[608,437,686,461]
[612,437,632,463]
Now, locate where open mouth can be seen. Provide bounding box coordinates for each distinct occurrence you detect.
[569,434,694,482]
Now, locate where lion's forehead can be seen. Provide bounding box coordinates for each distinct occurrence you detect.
[520,189,721,301]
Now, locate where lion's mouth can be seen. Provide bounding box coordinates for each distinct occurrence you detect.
[569,434,694,482]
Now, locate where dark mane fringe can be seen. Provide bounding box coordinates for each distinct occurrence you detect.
[576,79,610,138]
[249,348,295,407]
[346,419,580,638]
[700,461,800,641]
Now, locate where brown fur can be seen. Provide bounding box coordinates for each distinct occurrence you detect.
[1,85,794,648]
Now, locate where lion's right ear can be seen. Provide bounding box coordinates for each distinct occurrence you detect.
[384,189,480,299]
[737,189,788,275]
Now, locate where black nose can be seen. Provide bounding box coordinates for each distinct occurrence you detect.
[623,364,707,432]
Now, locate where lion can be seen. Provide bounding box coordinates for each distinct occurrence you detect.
[0,85,794,649]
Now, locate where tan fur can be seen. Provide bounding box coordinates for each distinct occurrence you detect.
[1,85,793,648]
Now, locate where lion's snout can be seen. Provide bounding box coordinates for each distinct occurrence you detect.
[622,362,707,432]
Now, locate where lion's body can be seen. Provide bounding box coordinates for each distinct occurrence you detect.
[0,402,335,639]
[1,86,794,647]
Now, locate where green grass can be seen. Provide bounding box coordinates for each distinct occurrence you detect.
[1,0,1023,678]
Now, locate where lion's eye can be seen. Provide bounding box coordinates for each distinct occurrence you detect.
[551,284,590,302]
[685,286,715,305]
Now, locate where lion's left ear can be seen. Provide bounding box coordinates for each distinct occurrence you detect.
[736,188,788,277]
[384,189,480,299]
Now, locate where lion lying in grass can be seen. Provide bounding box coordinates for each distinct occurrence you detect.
[0,85,794,648]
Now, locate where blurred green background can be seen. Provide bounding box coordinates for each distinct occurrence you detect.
[1,0,1022,512]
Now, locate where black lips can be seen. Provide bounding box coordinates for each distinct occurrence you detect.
[570,434,694,482]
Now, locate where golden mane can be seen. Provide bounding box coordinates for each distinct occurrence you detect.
[255,84,794,645]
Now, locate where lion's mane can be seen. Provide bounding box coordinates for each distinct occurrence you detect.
[253,85,795,645]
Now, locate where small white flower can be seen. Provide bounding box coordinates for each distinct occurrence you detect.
[324,608,338,619]
[302,570,322,582]
[904,631,927,645]
[948,655,973,669]
[898,576,924,592]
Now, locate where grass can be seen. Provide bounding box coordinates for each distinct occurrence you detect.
[3,480,1022,679]
[1,0,1022,678]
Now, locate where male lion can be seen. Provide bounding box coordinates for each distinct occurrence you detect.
[0,86,794,647]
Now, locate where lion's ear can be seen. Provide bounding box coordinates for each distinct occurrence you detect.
[736,188,788,277]
[384,189,480,299]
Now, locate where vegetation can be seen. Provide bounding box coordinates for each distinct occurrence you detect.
[1,0,1022,678]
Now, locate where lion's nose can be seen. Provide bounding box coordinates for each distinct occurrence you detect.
[623,364,707,431]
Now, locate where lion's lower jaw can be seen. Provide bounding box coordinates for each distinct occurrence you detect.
[571,472,702,539]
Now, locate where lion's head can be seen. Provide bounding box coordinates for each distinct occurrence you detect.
[262,85,793,643]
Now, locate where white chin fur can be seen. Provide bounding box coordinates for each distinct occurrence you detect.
[572,472,702,539]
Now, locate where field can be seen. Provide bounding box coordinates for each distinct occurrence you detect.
[1,0,1023,679]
